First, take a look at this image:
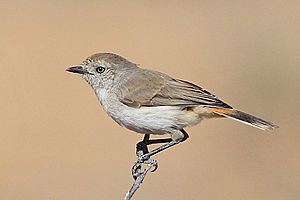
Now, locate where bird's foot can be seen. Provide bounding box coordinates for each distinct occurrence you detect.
[131,149,158,179]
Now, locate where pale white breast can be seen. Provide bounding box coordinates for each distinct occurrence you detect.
[95,88,108,105]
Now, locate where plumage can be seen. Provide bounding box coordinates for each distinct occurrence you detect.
[118,69,232,109]
[67,52,278,135]
[85,53,136,67]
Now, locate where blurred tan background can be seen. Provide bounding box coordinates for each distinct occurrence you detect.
[1,1,299,200]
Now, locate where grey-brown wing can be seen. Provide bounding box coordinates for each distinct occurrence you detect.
[118,70,167,107]
[119,70,232,109]
[153,79,232,108]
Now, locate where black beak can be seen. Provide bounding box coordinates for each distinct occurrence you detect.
[66,66,89,74]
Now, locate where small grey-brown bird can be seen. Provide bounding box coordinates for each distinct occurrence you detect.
[67,53,278,162]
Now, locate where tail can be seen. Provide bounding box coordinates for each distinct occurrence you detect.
[208,107,278,131]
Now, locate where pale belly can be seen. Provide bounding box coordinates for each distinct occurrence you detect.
[106,103,205,135]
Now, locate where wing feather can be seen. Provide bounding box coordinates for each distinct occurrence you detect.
[119,69,232,109]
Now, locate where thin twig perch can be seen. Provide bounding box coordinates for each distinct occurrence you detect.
[124,150,157,200]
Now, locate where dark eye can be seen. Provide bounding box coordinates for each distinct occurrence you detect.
[96,66,105,73]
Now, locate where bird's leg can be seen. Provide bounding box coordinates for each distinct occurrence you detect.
[132,130,189,179]
[136,134,150,155]
[135,134,174,156]
[140,129,189,162]
[132,134,174,179]
[132,134,152,179]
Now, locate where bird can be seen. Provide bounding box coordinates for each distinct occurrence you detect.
[66,52,278,163]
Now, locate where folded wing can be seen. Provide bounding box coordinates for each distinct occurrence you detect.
[119,70,232,109]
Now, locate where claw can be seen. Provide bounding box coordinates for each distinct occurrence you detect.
[131,161,142,179]
[131,158,158,179]
[151,162,158,172]
[144,159,158,173]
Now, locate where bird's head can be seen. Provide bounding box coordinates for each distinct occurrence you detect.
[67,53,137,90]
